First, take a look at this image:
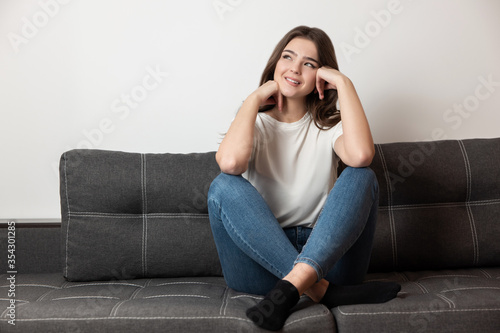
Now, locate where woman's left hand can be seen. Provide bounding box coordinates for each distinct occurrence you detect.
[315,67,348,100]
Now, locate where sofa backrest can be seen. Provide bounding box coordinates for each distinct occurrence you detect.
[60,149,222,281]
[367,138,500,272]
[59,138,500,281]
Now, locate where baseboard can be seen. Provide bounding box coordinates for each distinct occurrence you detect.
[0,219,61,227]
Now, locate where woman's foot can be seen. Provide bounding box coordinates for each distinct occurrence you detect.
[319,281,401,308]
[246,263,317,330]
[246,279,300,331]
[304,278,329,302]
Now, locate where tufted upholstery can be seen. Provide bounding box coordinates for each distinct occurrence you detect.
[1,137,500,332]
[0,272,333,332]
[336,267,500,332]
[1,266,499,332]
[368,138,500,272]
[59,150,223,282]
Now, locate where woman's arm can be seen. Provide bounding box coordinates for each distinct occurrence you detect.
[316,68,375,167]
[216,81,282,175]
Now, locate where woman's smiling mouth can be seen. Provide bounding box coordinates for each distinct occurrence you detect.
[285,77,300,86]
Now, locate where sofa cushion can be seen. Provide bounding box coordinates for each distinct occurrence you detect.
[368,138,500,272]
[333,267,500,332]
[0,273,335,332]
[60,149,223,281]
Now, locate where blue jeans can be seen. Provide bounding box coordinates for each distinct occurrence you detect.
[207,167,379,295]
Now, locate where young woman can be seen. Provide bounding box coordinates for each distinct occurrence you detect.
[208,26,400,331]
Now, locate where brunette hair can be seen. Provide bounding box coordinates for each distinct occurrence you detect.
[259,26,341,129]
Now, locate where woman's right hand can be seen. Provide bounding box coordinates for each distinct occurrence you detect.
[250,80,283,112]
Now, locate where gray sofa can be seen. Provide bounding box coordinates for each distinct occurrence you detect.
[1,137,500,332]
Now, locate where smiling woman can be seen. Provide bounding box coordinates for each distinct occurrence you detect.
[258,26,341,129]
[208,25,400,331]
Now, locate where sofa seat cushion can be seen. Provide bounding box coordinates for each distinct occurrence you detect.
[0,273,335,332]
[333,267,500,332]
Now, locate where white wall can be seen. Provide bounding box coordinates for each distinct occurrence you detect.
[1,0,499,220]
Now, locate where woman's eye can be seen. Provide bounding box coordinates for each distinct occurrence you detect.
[283,55,292,60]
[305,62,316,69]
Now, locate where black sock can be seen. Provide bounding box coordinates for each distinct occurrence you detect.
[320,281,401,309]
[246,280,300,331]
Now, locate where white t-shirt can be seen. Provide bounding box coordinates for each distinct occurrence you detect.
[243,112,343,228]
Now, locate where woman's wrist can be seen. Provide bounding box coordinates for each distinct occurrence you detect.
[334,75,352,90]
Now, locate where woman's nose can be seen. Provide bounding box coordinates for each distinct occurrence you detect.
[290,67,300,75]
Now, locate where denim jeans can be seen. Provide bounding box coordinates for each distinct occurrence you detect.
[207,167,379,295]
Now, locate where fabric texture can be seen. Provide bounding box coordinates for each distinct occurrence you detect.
[243,112,343,227]
[59,149,223,281]
[0,272,335,333]
[333,268,500,332]
[367,138,500,272]
[5,137,493,332]
[0,226,61,274]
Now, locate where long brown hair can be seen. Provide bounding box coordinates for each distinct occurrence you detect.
[259,26,341,129]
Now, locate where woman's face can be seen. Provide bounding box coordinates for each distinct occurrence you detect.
[273,37,319,100]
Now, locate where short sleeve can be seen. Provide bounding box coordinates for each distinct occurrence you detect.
[330,120,343,151]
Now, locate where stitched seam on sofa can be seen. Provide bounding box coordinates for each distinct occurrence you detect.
[378,199,500,211]
[479,268,492,278]
[65,282,144,288]
[219,287,229,316]
[458,140,479,265]
[284,312,333,328]
[141,153,148,277]
[52,296,121,301]
[336,308,500,316]
[37,281,68,301]
[156,282,218,287]
[230,295,264,300]
[63,152,71,278]
[397,272,409,282]
[110,283,144,317]
[436,294,455,309]
[143,295,211,299]
[441,287,500,293]
[3,284,61,289]
[110,299,128,318]
[67,212,210,218]
[412,282,428,294]
[12,316,254,322]
[0,299,28,303]
[222,291,231,316]
[0,300,29,319]
[376,144,398,268]
[417,274,480,280]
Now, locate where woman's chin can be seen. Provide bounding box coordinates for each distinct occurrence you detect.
[280,87,314,100]
[280,89,303,99]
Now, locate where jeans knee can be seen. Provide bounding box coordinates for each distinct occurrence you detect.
[208,173,226,203]
[208,173,244,203]
[342,167,379,197]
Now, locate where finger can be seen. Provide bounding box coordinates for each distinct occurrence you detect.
[316,71,324,100]
[278,90,283,112]
[316,80,324,100]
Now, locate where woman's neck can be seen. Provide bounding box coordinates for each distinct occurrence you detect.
[268,97,307,123]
